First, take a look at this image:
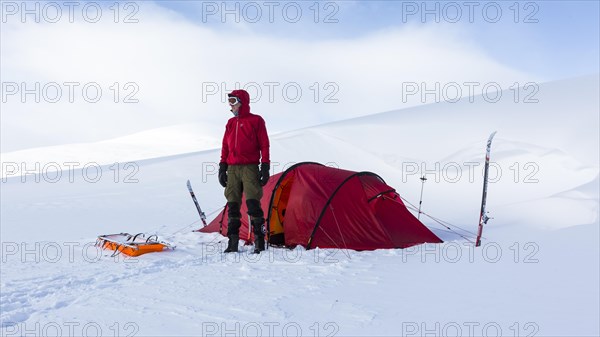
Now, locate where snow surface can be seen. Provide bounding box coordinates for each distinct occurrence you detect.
[1,76,599,336]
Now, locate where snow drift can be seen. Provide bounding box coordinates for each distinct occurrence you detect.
[1,76,598,336]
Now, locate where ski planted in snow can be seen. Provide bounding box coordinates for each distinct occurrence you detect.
[476,131,497,247]
[187,179,207,230]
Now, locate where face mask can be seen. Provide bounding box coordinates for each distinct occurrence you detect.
[231,109,239,117]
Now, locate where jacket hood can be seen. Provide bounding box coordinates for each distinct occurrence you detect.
[229,89,251,117]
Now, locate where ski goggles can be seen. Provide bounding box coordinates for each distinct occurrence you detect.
[228,96,240,105]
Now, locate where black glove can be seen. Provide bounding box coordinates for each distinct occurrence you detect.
[218,163,228,188]
[259,163,270,186]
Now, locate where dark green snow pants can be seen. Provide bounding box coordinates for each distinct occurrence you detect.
[225,164,265,238]
[224,164,263,204]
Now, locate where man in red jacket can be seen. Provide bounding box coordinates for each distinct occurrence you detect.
[218,89,270,254]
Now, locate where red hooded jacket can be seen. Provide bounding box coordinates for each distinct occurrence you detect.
[220,89,270,165]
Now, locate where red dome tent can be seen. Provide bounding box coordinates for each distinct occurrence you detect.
[201,162,442,250]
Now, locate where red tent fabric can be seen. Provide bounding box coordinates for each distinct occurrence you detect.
[201,162,442,250]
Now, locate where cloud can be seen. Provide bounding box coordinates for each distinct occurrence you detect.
[1,1,537,152]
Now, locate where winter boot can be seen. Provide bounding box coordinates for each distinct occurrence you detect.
[225,215,242,253]
[224,217,241,253]
[224,235,239,253]
[253,236,265,254]
[251,217,266,254]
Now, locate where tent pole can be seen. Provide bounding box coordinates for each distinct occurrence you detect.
[219,203,228,235]
[247,214,252,243]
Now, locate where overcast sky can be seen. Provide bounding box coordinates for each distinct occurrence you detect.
[1,1,598,152]
[156,0,599,79]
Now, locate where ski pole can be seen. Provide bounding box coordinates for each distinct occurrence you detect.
[418,175,427,220]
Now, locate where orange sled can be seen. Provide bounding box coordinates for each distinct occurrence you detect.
[96,233,175,257]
